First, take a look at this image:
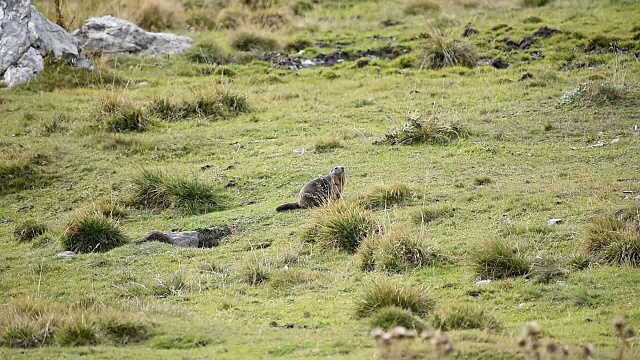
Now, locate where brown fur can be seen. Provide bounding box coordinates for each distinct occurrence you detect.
[276,166,345,211]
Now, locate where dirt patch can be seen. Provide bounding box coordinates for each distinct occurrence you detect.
[560,61,588,71]
[381,19,400,27]
[273,44,411,70]
[532,26,562,38]
[141,226,233,248]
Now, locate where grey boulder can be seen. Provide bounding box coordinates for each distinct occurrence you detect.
[0,0,92,88]
[73,16,194,57]
[142,227,231,248]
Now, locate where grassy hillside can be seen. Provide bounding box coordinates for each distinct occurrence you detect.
[2,0,640,358]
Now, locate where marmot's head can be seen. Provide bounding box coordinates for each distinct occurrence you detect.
[330,166,345,177]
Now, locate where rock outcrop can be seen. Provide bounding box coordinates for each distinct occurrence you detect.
[72,16,194,57]
[0,0,92,88]
[142,227,232,248]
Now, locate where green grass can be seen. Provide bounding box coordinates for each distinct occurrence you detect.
[355,279,435,318]
[3,0,640,358]
[304,201,377,253]
[62,213,128,253]
[131,170,221,214]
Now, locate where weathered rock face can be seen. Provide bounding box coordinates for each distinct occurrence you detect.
[0,0,92,88]
[73,16,194,57]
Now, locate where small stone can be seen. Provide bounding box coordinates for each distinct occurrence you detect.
[518,302,526,308]
[556,281,567,286]
[475,279,491,285]
[298,50,305,55]
[519,72,534,81]
[547,218,563,225]
[138,81,149,86]
[610,138,620,144]
[623,190,633,194]
[57,251,76,259]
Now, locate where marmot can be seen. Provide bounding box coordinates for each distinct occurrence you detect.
[276,166,345,211]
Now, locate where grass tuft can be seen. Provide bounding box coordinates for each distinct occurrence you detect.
[355,278,435,318]
[19,59,125,92]
[238,256,271,285]
[413,204,455,224]
[231,31,280,52]
[131,169,220,214]
[249,9,288,29]
[97,95,148,132]
[558,81,626,108]
[152,272,187,297]
[380,111,466,145]
[184,42,227,65]
[420,34,478,69]
[433,304,502,331]
[62,213,128,253]
[304,201,377,253]
[359,182,411,209]
[0,155,48,195]
[360,229,442,273]
[54,316,98,347]
[99,313,149,345]
[521,0,554,7]
[369,306,426,331]
[404,0,440,15]
[313,137,344,153]
[470,238,530,280]
[583,207,640,266]
[13,219,47,242]
[148,89,248,121]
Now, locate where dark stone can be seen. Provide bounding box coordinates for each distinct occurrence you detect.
[532,26,562,38]
[519,72,534,81]
[381,19,399,27]
[462,23,479,37]
[491,58,510,69]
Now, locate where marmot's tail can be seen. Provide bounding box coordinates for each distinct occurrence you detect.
[276,203,301,212]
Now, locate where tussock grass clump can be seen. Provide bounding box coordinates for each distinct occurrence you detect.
[62,213,128,253]
[133,0,183,31]
[97,95,148,132]
[420,34,478,69]
[0,298,58,348]
[413,204,455,224]
[284,38,313,53]
[305,201,377,253]
[370,306,426,331]
[20,60,126,91]
[380,111,466,145]
[433,304,502,331]
[583,207,640,266]
[131,170,220,214]
[13,219,47,242]
[291,0,313,15]
[148,89,249,121]
[0,155,47,195]
[241,0,277,10]
[40,113,69,136]
[313,137,344,153]
[355,278,435,318]
[231,31,280,52]
[470,238,530,280]
[98,313,149,345]
[185,9,217,30]
[474,176,492,186]
[269,268,314,291]
[152,272,187,297]
[184,42,226,65]
[95,200,128,221]
[404,0,440,15]
[250,9,288,29]
[360,182,411,209]
[360,230,442,273]
[55,316,98,346]
[521,0,554,7]
[238,256,271,285]
[216,8,248,29]
[528,255,568,283]
[558,81,626,108]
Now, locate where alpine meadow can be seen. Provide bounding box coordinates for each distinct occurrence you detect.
[1,0,640,358]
